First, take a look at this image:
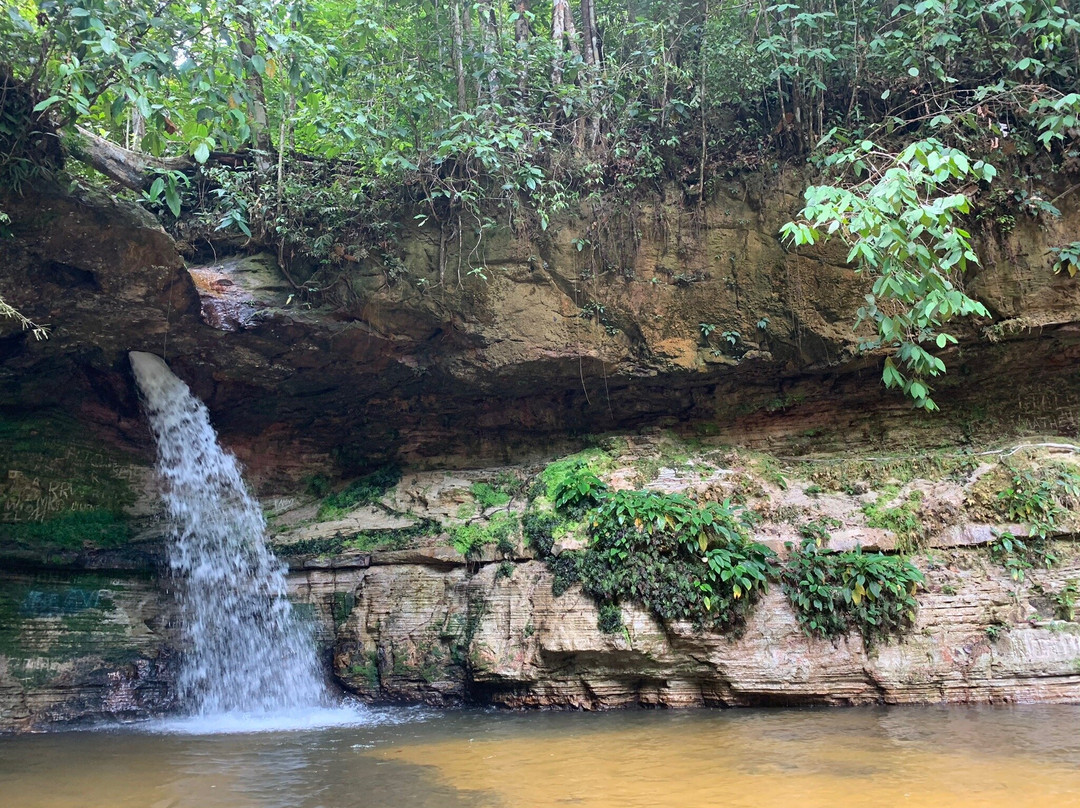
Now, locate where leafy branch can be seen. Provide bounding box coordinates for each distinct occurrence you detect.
[781,138,995,410]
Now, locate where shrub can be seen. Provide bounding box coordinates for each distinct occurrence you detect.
[523,513,557,557]
[995,465,1080,539]
[597,603,624,634]
[448,512,518,558]
[470,481,511,510]
[988,530,1057,582]
[318,465,402,519]
[783,539,923,645]
[552,463,608,516]
[549,553,581,596]
[561,487,778,630]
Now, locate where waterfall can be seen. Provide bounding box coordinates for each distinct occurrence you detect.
[130,351,330,719]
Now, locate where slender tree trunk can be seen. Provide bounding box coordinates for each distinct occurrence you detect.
[698,0,708,207]
[478,0,499,105]
[238,12,272,170]
[551,0,580,85]
[451,0,468,111]
[581,0,599,67]
[515,0,531,100]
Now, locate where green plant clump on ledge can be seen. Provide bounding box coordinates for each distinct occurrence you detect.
[782,538,924,646]
[317,465,402,520]
[279,518,438,557]
[1,509,131,551]
[541,462,779,631]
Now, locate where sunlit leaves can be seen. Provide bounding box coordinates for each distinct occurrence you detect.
[782,139,994,410]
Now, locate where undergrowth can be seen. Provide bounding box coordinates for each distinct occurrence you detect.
[539,462,780,631]
[449,512,518,558]
[530,454,926,644]
[317,465,402,519]
[987,463,1080,581]
[782,538,924,646]
[278,518,438,556]
[862,490,924,551]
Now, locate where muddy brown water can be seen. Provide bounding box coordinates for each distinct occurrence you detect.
[2,705,1078,807]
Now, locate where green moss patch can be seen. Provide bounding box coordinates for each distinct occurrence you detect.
[0,410,142,556]
[316,465,402,519]
[0,573,128,674]
[1,509,131,551]
[275,518,440,557]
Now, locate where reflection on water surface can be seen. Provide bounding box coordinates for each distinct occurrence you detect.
[2,705,1078,808]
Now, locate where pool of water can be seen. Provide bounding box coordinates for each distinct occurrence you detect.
[2,705,1078,808]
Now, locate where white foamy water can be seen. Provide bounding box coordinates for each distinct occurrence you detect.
[146,701,428,736]
[130,351,351,728]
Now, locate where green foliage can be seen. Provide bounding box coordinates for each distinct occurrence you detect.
[495,560,515,581]
[553,464,608,515]
[449,512,518,559]
[331,590,355,623]
[783,139,995,410]
[596,603,623,635]
[1052,580,1079,622]
[6,0,1080,416]
[523,512,558,558]
[861,490,924,550]
[592,489,750,556]
[0,508,130,551]
[495,531,516,558]
[470,481,511,510]
[988,531,1057,583]
[348,651,381,689]
[1052,242,1080,278]
[783,539,924,645]
[303,474,331,498]
[317,465,401,519]
[277,518,439,557]
[799,516,841,547]
[549,483,778,631]
[548,553,582,597]
[540,449,611,503]
[995,465,1080,538]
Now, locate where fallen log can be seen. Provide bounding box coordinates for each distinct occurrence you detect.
[71,127,250,190]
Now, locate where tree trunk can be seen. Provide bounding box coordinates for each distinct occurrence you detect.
[451,0,468,111]
[238,11,272,168]
[551,0,580,85]
[580,0,602,147]
[478,0,499,105]
[515,0,531,99]
[581,0,599,67]
[72,126,195,190]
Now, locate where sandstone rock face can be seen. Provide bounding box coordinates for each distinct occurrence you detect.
[0,570,177,732]
[3,179,1080,482]
[310,547,1080,709]
[4,176,1080,729]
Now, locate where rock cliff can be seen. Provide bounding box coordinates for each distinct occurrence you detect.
[2,174,1080,480]
[3,175,1080,729]
[312,549,1080,708]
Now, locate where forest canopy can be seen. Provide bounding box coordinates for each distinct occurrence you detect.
[2,0,1080,406]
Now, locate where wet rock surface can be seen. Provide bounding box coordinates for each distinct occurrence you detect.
[0,570,177,732]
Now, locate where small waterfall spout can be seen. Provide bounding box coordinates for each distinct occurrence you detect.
[130,351,329,718]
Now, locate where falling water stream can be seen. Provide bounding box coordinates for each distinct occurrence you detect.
[129,351,352,729]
